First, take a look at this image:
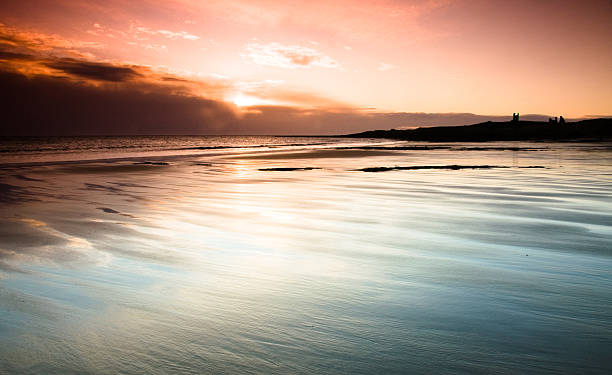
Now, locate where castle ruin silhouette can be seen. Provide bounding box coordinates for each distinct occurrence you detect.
[548,116,566,124]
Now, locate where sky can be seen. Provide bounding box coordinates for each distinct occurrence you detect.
[0,0,611,135]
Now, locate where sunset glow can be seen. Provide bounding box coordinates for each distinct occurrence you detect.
[1,0,611,135]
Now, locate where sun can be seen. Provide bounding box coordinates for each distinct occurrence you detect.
[230,93,279,107]
[231,94,262,107]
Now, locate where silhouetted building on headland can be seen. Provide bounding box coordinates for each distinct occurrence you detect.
[548,116,566,124]
[513,113,567,125]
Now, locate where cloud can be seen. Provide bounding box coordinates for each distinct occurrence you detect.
[378,62,394,71]
[0,50,31,60]
[84,22,199,52]
[197,0,453,45]
[86,23,107,37]
[0,69,238,135]
[239,86,350,108]
[232,107,438,135]
[159,30,199,40]
[233,108,557,135]
[0,39,238,135]
[0,23,105,57]
[244,42,340,69]
[42,59,142,82]
[132,25,200,41]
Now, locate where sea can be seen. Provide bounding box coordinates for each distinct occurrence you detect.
[0,136,611,374]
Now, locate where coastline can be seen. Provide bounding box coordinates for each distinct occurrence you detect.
[342,118,612,142]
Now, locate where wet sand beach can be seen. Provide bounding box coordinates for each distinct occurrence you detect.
[1,137,611,374]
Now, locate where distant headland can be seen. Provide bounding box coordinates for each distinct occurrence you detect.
[343,115,612,142]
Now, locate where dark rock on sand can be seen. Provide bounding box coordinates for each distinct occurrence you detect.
[133,161,169,166]
[97,207,135,218]
[259,167,321,171]
[358,165,545,172]
[358,165,502,172]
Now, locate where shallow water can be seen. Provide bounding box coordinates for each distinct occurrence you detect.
[1,137,611,374]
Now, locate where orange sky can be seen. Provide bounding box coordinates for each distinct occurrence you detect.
[0,0,611,134]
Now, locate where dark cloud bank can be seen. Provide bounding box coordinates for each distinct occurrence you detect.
[0,50,552,136]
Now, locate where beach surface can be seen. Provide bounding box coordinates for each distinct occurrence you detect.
[1,136,611,374]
